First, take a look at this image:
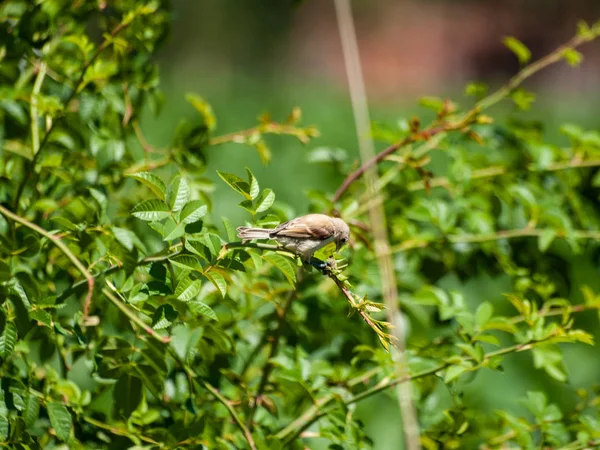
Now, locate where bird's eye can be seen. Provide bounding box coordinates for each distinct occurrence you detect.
[342,238,348,243]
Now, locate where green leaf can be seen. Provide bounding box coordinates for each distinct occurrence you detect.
[255,189,275,213]
[128,172,167,199]
[202,233,223,257]
[217,171,252,200]
[444,362,473,383]
[0,322,17,359]
[162,221,186,242]
[168,176,190,212]
[538,229,557,252]
[503,36,531,64]
[23,393,40,427]
[169,255,202,271]
[152,304,178,330]
[175,278,202,301]
[180,200,207,224]
[0,398,7,440]
[185,93,216,131]
[113,227,138,251]
[205,272,227,298]
[307,146,347,164]
[113,374,143,417]
[263,252,296,286]
[221,216,236,241]
[189,301,218,321]
[132,199,170,221]
[475,302,493,327]
[47,401,73,441]
[246,168,260,200]
[562,48,583,67]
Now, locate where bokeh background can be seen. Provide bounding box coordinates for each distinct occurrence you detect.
[142,1,600,448]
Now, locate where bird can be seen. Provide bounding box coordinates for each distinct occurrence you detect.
[236,214,350,267]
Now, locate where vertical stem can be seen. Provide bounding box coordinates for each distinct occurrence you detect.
[333,1,421,449]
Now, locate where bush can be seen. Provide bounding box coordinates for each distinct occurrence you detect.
[1,1,600,448]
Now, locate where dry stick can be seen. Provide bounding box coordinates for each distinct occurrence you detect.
[332,29,599,204]
[13,19,131,212]
[0,204,95,317]
[333,1,420,450]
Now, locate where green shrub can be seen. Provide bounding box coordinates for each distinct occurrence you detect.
[1,1,600,448]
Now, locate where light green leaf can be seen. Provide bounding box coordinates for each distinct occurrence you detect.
[0,322,17,359]
[128,172,167,199]
[263,252,296,286]
[538,229,557,252]
[246,168,260,200]
[562,48,583,67]
[503,36,531,64]
[168,176,190,212]
[217,171,252,200]
[132,199,170,221]
[113,227,137,251]
[221,216,236,241]
[0,398,7,440]
[475,302,493,327]
[23,394,40,427]
[189,301,217,321]
[47,401,73,441]
[169,255,202,271]
[255,189,275,213]
[162,219,186,242]
[444,362,472,383]
[180,200,207,224]
[185,93,216,131]
[152,304,178,330]
[175,278,202,301]
[205,272,227,298]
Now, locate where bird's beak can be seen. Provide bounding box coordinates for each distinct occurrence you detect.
[336,241,343,252]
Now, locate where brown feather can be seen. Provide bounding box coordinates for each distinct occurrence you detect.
[270,214,335,240]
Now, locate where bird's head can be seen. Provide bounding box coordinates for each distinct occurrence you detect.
[332,217,350,252]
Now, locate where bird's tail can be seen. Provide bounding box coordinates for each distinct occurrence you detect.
[236,226,271,240]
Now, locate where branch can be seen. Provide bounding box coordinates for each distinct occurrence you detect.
[0,204,95,317]
[275,336,558,444]
[332,29,599,203]
[102,285,170,344]
[247,286,297,427]
[13,18,132,211]
[391,227,600,253]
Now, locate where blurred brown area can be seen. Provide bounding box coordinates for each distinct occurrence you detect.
[164,0,600,102]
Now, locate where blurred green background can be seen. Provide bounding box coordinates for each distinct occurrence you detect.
[141,1,600,448]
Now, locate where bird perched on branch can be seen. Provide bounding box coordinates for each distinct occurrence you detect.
[237,214,350,267]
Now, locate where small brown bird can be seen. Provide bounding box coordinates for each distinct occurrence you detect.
[237,214,350,264]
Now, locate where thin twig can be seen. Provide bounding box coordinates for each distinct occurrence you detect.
[0,205,95,317]
[30,62,47,157]
[333,1,420,448]
[83,416,160,445]
[247,284,298,427]
[102,286,170,344]
[332,29,599,203]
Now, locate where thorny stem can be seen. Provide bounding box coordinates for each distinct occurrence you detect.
[0,204,95,317]
[332,29,599,204]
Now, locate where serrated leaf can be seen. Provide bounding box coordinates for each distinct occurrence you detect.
[113,374,143,417]
[128,172,167,199]
[0,399,7,440]
[152,304,178,330]
[47,401,72,441]
[255,189,275,213]
[175,278,202,301]
[205,272,227,298]
[180,200,207,224]
[203,233,223,257]
[246,168,260,200]
[217,171,252,200]
[0,322,17,359]
[132,199,170,221]
[169,255,202,271]
[263,252,296,286]
[23,394,40,427]
[168,176,190,212]
[113,227,138,251]
[189,301,217,321]
[503,36,531,64]
[162,222,186,242]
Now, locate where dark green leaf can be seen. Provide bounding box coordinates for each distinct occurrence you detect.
[113,374,143,417]
[47,401,72,441]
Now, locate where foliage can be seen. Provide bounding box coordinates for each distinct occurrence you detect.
[1,1,600,449]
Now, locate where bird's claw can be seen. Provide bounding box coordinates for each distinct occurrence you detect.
[307,258,329,274]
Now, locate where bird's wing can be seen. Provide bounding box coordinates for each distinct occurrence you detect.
[271,214,334,240]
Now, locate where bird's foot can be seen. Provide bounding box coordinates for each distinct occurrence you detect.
[306,258,329,274]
